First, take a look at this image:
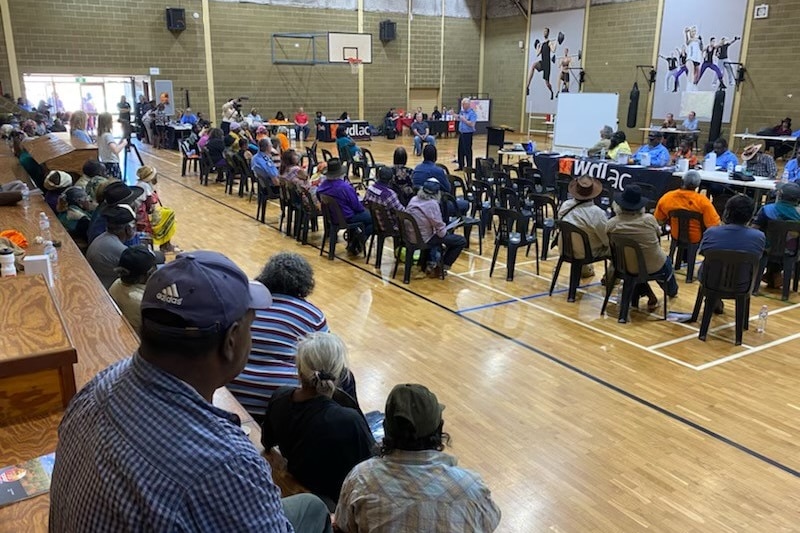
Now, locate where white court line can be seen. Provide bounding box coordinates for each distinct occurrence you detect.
[695,331,800,370]
[449,271,700,370]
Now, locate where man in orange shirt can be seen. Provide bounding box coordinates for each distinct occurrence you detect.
[654,170,720,243]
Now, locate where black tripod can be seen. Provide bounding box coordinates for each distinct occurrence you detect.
[121,131,144,184]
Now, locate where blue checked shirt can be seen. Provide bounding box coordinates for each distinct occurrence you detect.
[50,353,293,533]
[335,450,501,532]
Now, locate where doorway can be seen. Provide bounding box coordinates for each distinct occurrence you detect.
[409,88,440,118]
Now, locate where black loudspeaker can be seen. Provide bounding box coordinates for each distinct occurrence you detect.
[380,20,396,42]
[166,8,186,31]
[708,88,725,143]
[626,82,640,128]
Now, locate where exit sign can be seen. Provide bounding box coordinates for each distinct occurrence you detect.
[75,77,86,83]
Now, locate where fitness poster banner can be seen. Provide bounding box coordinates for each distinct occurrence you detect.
[652,0,747,123]
[525,8,585,115]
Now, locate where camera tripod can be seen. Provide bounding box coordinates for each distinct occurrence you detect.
[121,134,144,184]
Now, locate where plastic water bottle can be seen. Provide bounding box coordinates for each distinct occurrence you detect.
[727,161,734,177]
[781,170,789,183]
[600,147,607,160]
[39,212,52,242]
[756,305,768,333]
[44,240,58,270]
[21,184,30,212]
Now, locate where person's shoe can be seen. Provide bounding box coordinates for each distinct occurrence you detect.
[646,298,659,312]
[426,263,442,278]
[713,300,725,314]
[580,264,595,278]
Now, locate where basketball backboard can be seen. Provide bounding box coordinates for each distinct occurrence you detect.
[328,32,372,64]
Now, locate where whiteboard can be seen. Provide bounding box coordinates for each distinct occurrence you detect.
[553,92,618,150]
[679,91,715,121]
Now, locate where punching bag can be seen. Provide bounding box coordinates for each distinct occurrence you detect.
[626,82,640,128]
[707,88,725,143]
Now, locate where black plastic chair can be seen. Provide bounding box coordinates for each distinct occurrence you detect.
[179,140,200,176]
[633,181,658,212]
[356,149,378,189]
[756,220,800,300]
[469,179,494,235]
[199,148,215,186]
[666,209,706,283]
[690,250,760,345]
[554,173,572,207]
[436,163,450,176]
[296,188,321,245]
[601,234,669,323]
[549,221,608,302]
[529,194,558,260]
[319,194,365,260]
[254,174,278,224]
[393,211,444,283]
[277,179,297,236]
[321,148,334,162]
[365,202,401,269]
[489,207,539,281]
[441,192,483,255]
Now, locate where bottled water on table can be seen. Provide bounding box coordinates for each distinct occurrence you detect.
[781,170,789,183]
[756,305,768,333]
[21,184,30,211]
[44,240,58,270]
[39,212,52,242]
[727,161,734,177]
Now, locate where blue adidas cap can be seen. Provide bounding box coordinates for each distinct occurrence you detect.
[141,250,271,333]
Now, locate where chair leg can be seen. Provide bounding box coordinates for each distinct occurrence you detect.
[549,258,564,296]
[320,225,328,257]
[181,158,188,176]
[685,244,699,283]
[782,257,793,301]
[567,262,582,302]
[600,276,616,316]
[506,245,518,282]
[541,225,552,261]
[403,246,415,284]
[690,287,704,322]
[617,279,636,323]
[375,235,386,269]
[698,296,715,341]
[365,234,375,265]
[392,245,402,280]
[734,296,745,346]
[328,225,338,260]
[489,243,501,278]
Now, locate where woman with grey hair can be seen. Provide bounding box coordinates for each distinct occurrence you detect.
[588,125,614,157]
[261,332,375,511]
[229,252,358,419]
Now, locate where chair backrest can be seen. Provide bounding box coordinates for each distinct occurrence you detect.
[699,249,761,294]
[558,220,593,261]
[498,187,521,210]
[299,188,319,214]
[306,147,318,168]
[529,194,557,226]
[555,174,572,203]
[368,201,398,235]
[668,209,706,244]
[516,178,537,200]
[319,193,349,226]
[436,163,450,175]
[278,179,292,206]
[492,208,524,244]
[502,165,520,180]
[223,151,239,175]
[764,219,800,259]
[609,234,649,280]
[448,175,468,200]
[321,148,334,162]
[523,167,543,186]
[396,210,425,246]
[362,148,376,167]
[439,192,459,222]
[471,179,495,207]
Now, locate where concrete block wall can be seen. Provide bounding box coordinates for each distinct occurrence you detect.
[442,16,480,109]
[484,15,527,127]
[364,11,408,124]
[409,15,442,89]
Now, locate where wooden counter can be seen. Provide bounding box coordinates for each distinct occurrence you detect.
[22,133,98,176]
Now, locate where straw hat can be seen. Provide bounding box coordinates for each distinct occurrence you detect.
[741,143,763,161]
[136,166,158,183]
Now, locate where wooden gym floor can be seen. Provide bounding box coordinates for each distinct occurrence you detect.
[131,134,799,532]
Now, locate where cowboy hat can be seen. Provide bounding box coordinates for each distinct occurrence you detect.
[615,184,649,211]
[324,158,346,178]
[741,143,763,161]
[568,175,603,201]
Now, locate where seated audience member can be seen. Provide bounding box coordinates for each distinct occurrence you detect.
[710,137,738,170]
[411,113,435,156]
[180,107,198,125]
[698,195,765,312]
[671,139,698,167]
[50,251,332,532]
[765,117,793,159]
[245,107,263,128]
[633,131,670,167]
[335,383,502,532]
[261,332,374,509]
[252,138,280,187]
[135,166,178,252]
[390,147,415,205]
[56,186,94,244]
[86,180,143,244]
[785,151,800,182]
[752,182,800,288]
[74,159,106,190]
[205,127,226,168]
[316,158,373,241]
[43,170,73,212]
[406,178,467,277]
[196,125,211,149]
[741,143,777,179]
[654,170,720,244]
[607,184,679,309]
[294,107,310,141]
[229,252,352,418]
[411,144,450,191]
[680,111,699,131]
[607,131,632,161]
[277,126,291,153]
[255,124,270,142]
[108,244,158,331]
[69,110,92,143]
[336,127,361,163]
[588,125,613,157]
[431,106,442,121]
[86,204,136,289]
[339,111,350,121]
[662,113,677,129]
[364,166,404,231]
[558,176,609,278]
[275,110,286,121]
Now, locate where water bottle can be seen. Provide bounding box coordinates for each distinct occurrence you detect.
[756,305,768,333]
[21,184,30,212]
[600,147,607,160]
[0,247,15,277]
[39,212,52,242]
[727,161,734,177]
[44,240,58,270]
[781,170,789,183]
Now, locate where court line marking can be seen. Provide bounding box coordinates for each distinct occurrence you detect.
[144,146,800,480]
[695,331,800,370]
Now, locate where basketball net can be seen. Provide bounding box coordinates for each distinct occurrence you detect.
[347,57,362,75]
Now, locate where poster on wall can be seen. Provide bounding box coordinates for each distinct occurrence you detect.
[460,98,491,122]
[525,9,585,116]
[652,0,747,123]
[153,80,175,117]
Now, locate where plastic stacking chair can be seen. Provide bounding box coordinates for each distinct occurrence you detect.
[277,179,297,236]
[319,194,365,260]
[690,250,760,345]
[489,208,539,281]
[296,188,321,245]
[441,192,483,255]
[357,148,378,188]
[179,140,200,176]
[393,211,444,284]
[366,202,401,269]
[667,209,706,283]
[436,163,450,176]
[549,221,608,302]
[529,194,558,260]
[254,174,278,224]
[601,234,669,323]
[756,220,800,300]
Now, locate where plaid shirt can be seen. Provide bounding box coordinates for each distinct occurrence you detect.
[50,353,292,533]
[747,153,778,179]
[335,450,501,532]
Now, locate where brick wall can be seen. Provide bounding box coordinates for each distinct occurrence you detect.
[442,16,480,109]
[0,17,10,97]
[484,15,527,127]
[364,11,408,125]
[409,15,442,89]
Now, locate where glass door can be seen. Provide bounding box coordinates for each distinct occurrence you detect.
[80,84,104,134]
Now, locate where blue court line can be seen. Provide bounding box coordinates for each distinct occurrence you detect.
[457,282,603,314]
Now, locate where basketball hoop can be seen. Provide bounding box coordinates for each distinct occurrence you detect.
[347,57,362,75]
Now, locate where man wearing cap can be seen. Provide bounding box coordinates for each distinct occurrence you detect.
[317,158,373,244]
[86,204,137,289]
[335,383,501,532]
[752,182,800,289]
[557,176,610,278]
[50,251,332,533]
[654,170,720,245]
[87,180,144,244]
[406,178,467,277]
[742,143,777,179]
[108,244,158,331]
[633,131,670,167]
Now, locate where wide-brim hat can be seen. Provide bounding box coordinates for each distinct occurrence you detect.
[136,165,157,183]
[615,184,648,211]
[741,143,762,161]
[324,158,346,178]
[568,175,603,201]
[43,170,73,191]
[101,181,144,206]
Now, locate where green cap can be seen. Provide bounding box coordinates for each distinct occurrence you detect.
[384,384,444,440]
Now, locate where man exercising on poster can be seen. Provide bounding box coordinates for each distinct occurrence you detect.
[526,27,563,101]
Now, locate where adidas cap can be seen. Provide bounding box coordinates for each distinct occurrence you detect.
[141,250,272,333]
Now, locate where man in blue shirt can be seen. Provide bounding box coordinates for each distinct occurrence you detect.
[455,98,477,171]
[634,131,670,167]
[710,137,738,170]
[180,107,198,125]
[411,113,435,156]
[252,138,279,186]
[785,151,800,182]
[681,111,698,131]
[412,144,450,192]
[50,251,332,532]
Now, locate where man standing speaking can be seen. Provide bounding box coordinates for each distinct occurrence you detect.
[455,98,477,172]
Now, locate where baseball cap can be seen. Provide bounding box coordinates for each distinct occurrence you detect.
[422,178,441,194]
[117,244,158,278]
[778,182,800,202]
[384,383,445,440]
[141,250,271,334]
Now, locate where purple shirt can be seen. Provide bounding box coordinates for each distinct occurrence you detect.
[317,177,364,220]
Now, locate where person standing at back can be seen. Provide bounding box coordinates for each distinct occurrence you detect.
[455,98,477,171]
[97,112,127,179]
